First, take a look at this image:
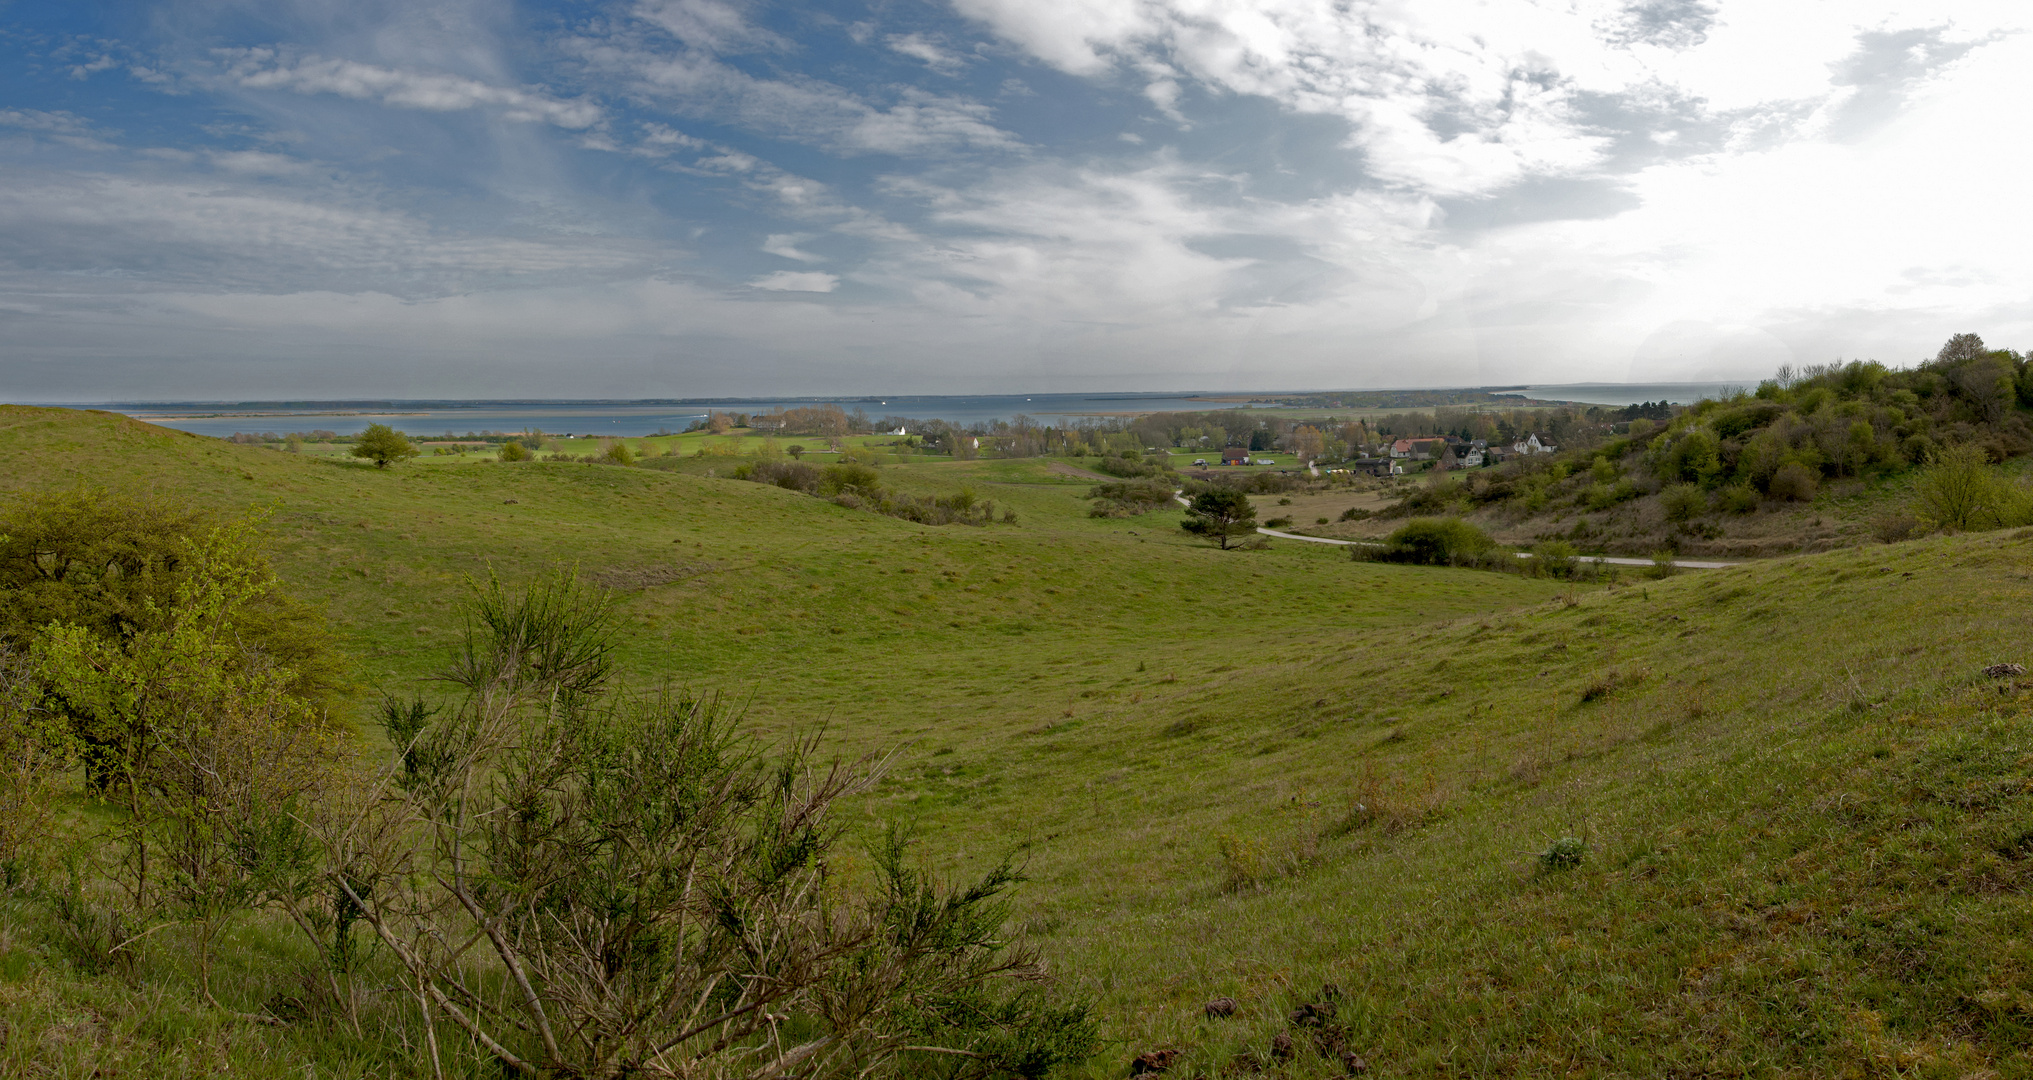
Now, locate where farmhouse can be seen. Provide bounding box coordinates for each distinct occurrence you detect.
[1221,446,1251,466]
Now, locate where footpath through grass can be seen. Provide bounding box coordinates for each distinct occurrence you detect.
[7,405,2033,1077]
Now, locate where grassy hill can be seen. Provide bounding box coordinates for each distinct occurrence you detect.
[5,405,2033,1077]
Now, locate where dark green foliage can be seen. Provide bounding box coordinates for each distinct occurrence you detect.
[1337,507,1372,522]
[1659,484,1706,522]
[1087,478,1176,517]
[1367,518,1496,567]
[1093,454,1172,480]
[1180,488,1258,549]
[349,423,418,468]
[732,461,1005,526]
[1537,837,1586,870]
[1401,334,2033,521]
[739,459,824,492]
[1713,484,1760,514]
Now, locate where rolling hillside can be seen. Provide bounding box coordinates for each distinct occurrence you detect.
[4,405,2033,1077]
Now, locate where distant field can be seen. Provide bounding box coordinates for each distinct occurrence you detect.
[8,405,2033,1077]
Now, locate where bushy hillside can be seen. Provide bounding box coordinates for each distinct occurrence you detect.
[5,406,2033,1077]
[1376,335,2033,558]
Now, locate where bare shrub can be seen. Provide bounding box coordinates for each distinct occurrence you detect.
[329,571,1091,1078]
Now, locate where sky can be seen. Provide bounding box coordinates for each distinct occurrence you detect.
[0,0,2029,400]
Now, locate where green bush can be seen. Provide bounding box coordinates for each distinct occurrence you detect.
[1659,483,1705,522]
[1374,518,1496,566]
[1338,507,1372,522]
[1910,443,2032,531]
[821,463,882,495]
[498,440,529,462]
[1712,484,1760,514]
[1532,539,1578,578]
[1086,478,1175,517]
[1538,837,1587,871]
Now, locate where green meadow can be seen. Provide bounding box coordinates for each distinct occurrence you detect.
[7,404,2033,1077]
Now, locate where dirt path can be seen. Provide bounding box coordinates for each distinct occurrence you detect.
[1047,461,1115,481]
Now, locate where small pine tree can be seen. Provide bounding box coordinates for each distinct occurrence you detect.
[1180,488,1258,550]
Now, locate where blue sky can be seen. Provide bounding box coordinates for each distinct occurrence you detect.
[0,0,2028,399]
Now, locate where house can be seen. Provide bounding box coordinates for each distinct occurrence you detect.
[1511,433,1556,455]
[1462,449,1485,468]
[1392,437,1447,460]
[1221,446,1252,466]
[1352,457,1401,477]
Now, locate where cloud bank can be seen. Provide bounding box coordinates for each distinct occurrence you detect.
[0,0,2027,399]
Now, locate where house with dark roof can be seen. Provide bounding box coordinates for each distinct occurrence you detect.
[1221,446,1251,466]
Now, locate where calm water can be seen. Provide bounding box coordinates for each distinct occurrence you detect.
[1508,382,1749,406]
[91,384,1747,439]
[102,394,1276,439]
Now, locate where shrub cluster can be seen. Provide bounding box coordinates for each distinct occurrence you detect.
[734,460,1013,526]
[1087,478,1177,517]
[1386,334,2033,527]
[1093,453,1173,480]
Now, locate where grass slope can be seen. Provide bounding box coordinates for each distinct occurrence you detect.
[5,406,2033,1077]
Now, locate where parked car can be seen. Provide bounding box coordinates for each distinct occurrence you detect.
[1192,458,1208,466]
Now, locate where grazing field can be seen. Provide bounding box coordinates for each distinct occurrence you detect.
[6,405,2033,1077]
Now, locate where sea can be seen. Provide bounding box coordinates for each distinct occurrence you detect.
[86,384,1747,440]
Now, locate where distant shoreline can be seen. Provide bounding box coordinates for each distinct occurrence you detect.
[135,411,432,422]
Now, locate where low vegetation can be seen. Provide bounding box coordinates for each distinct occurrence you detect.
[731,459,1014,525]
[11,399,2033,1077]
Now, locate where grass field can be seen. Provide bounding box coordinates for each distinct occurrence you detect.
[7,405,2033,1077]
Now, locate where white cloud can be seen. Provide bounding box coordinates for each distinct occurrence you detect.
[0,167,648,293]
[0,109,117,150]
[889,33,970,74]
[568,26,1023,155]
[208,149,314,176]
[219,49,604,128]
[951,0,2029,197]
[762,234,824,261]
[749,270,840,291]
[632,0,789,53]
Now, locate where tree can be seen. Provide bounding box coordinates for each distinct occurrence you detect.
[1937,332,1988,365]
[1911,443,2018,531]
[0,490,348,788]
[1180,488,1257,549]
[788,444,807,459]
[497,440,529,462]
[350,424,418,469]
[601,440,635,466]
[34,518,342,1002]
